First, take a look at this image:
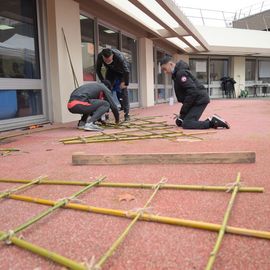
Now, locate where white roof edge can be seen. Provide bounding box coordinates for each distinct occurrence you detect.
[196,25,270,54]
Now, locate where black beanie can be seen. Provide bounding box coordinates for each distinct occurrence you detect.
[101,48,113,58]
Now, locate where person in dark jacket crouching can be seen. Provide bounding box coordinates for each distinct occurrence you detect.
[67,81,119,131]
[160,56,230,129]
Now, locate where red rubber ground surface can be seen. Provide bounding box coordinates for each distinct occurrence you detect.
[0,99,270,270]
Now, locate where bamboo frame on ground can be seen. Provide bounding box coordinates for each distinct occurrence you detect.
[0,231,86,270]
[59,117,215,144]
[205,172,241,270]
[94,178,166,269]
[0,176,46,199]
[0,176,105,242]
[0,178,264,193]
[0,174,269,270]
[7,192,270,240]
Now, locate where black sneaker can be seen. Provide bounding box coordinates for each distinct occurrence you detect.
[175,118,183,127]
[210,114,230,129]
[124,114,130,121]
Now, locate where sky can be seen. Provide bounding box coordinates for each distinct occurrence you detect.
[174,0,268,12]
[173,0,270,26]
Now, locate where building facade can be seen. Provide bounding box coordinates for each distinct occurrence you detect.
[0,0,270,131]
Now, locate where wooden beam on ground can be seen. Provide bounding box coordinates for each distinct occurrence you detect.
[72,151,256,165]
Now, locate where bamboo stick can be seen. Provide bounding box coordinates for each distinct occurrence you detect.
[0,148,20,152]
[0,176,45,199]
[0,179,264,193]
[8,193,270,240]
[205,173,241,270]
[0,231,86,270]
[0,176,105,242]
[94,178,165,269]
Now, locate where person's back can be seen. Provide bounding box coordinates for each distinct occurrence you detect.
[68,82,119,131]
[172,60,209,105]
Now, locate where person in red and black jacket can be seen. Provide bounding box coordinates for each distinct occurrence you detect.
[67,81,119,131]
[96,48,130,121]
[160,56,230,129]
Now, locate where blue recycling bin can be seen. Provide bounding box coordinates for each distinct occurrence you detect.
[0,90,18,120]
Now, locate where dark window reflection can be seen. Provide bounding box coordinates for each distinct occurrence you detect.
[80,15,95,81]
[0,0,40,79]
[0,89,42,120]
[122,35,137,83]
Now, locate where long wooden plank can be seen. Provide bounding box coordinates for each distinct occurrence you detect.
[72,151,256,165]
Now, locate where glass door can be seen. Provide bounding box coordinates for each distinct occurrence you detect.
[0,0,47,130]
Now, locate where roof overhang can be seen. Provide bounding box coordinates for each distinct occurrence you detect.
[196,25,270,57]
[103,0,209,53]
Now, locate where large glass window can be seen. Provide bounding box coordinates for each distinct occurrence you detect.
[80,15,95,81]
[122,34,137,83]
[0,89,42,120]
[258,60,270,82]
[189,59,208,84]
[98,25,119,51]
[157,50,166,84]
[0,0,40,79]
[210,59,228,82]
[0,0,44,125]
[245,59,256,81]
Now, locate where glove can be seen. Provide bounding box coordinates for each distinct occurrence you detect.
[175,117,183,127]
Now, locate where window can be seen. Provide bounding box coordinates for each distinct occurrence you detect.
[245,59,256,81]
[98,25,119,51]
[0,0,44,124]
[0,0,40,79]
[0,89,42,120]
[189,59,208,84]
[157,50,166,84]
[210,59,228,82]
[258,60,270,82]
[122,34,137,83]
[80,15,95,81]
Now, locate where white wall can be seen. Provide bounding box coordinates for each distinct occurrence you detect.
[46,0,83,123]
[139,38,154,107]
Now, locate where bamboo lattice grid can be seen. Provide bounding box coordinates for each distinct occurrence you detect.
[0,174,269,270]
[60,117,216,144]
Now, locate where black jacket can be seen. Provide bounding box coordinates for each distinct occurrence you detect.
[96,49,130,86]
[172,60,210,118]
[69,83,119,123]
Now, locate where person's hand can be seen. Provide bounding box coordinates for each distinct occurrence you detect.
[120,82,126,89]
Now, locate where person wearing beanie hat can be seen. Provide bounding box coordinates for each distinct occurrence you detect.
[96,48,130,121]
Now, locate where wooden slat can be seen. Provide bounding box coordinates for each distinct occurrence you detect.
[72,152,256,165]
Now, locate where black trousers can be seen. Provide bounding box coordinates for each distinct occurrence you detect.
[68,99,110,123]
[106,69,130,115]
[182,103,211,129]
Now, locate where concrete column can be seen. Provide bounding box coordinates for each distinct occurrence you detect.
[138,38,154,107]
[46,0,83,123]
[231,57,245,98]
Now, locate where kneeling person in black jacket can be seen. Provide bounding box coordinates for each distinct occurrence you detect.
[67,81,119,131]
[160,56,230,129]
